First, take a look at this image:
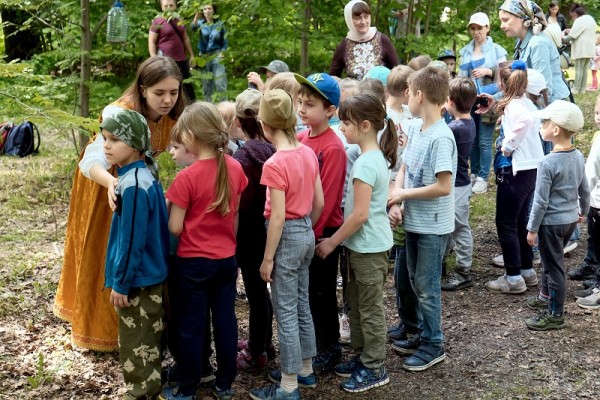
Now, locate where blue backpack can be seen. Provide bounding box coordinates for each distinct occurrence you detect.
[0,121,41,157]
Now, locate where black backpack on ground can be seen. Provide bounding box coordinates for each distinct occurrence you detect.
[0,121,41,157]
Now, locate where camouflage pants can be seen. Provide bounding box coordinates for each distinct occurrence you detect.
[118,283,164,400]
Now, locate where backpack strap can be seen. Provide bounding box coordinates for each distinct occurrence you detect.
[32,122,41,153]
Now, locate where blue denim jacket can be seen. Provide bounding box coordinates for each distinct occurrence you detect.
[459,36,508,80]
[194,18,227,54]
[515,30,570,102]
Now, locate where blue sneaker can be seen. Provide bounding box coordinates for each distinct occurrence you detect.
[249,382,300,400]
[159,385,195,400]
[403,346,446,372]
[268,368,317,388]
[334,354,361,378]
[340,364,389,393]
[312,344,342,374]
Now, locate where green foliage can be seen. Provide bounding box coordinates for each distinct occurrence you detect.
[27,353,53,389]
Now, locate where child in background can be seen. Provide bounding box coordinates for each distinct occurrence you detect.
[264,72,305,132]
[164,102,248,400]
[441,77,477,291]
[102,109,169,400]
[486,61,544,295]
[407,54,432,71]
[217,101,245,149]
[588,33,600,91]
[316,92,398,393]
[388,66,457,372]
[294,73,347,374]
[250,89,324,400]
[233,89,277,371]
[385,65,422,342]
[576,96,600,309]
[437,49,457,78]
[525,100,589,327]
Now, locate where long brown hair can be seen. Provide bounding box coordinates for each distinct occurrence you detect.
[123,56,186,120]
[339,92,398,169]
[171,102,232,216]
[495,61,528,115]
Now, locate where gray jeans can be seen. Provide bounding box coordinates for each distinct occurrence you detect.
[269,217,317,374]
[448,184,473,273]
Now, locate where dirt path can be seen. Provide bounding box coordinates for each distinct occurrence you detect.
[1,133,599,400]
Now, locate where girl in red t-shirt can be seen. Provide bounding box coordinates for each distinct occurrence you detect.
[249,89,324,399]
[164,102,248,399]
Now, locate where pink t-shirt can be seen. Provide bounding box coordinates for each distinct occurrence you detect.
[261,145,319,220]
[149,17,187,61]
[166,155,248,259]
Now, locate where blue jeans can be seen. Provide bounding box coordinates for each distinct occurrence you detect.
[169,256,238,394]
[269,217,317,374]
[405,231,448,348]
[393,243,420,333]
[201,56,227,102]
[470,117,495,180]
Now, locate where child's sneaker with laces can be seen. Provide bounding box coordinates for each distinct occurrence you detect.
[210,383,233,400]
[312,344,342,374]
[521,271,538,287]
[486,275,526,294]
[441,272,473,291]
[334,354,362,378]
[268,369,317,388]
[576,287,600,309]
[249,383,300,400]
[340,364,389,393]
[525,310,566,331]
[526,295,549,310]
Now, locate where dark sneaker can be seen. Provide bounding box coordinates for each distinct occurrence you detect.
[312,345,342,374]
[237,348,267,372]
[340,364,389,393]
[525,310,566,331]
[387,323,407,341]
[249,383,300,400]
[526,295,548,310]
[403,346,446,372]
[576,288,600,310]
[334,354,362,378]
[574,286,595,299]
[210,383,232,400]
[568,261,598,280]
[441,272,473,291]
[160,386,195,400]
[391,333,421,355]
[268,369,317,388]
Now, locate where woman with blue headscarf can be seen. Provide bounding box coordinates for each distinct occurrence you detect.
[498,0,569,102]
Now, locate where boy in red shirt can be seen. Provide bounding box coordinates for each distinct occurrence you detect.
[294,73,347,373]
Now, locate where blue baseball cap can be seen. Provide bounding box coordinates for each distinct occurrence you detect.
[294,72,340,108]
[364,66,391,86]
[437,49,456,61]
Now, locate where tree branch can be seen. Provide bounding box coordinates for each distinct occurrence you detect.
[91,14,108,39]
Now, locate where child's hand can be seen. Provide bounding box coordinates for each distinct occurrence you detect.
[110,290,130,308]
[526,231,538,247]
[107,177,118,211]
[388,204,403,228]
[315,238,335,259]
[260,259,274,283]
[388,188,406,206]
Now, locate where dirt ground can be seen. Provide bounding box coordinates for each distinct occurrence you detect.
[1,139,600,400]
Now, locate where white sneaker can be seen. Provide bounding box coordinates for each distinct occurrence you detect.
[563,241,578,254]
[339,313,351,344]
[472,177,488,193]
[492,254,504,267]
[576,288,600,309]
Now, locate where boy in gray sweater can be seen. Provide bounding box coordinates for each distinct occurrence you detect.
[525,100,590,331]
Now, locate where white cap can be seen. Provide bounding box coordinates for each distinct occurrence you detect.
[526,68,546,96]
[468,12,490,27]
[532,100,584,133]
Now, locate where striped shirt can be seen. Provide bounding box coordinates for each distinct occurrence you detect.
[401,119,457,235]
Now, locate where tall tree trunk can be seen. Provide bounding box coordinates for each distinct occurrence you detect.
[79,0,91,151]
[300,0,311,75]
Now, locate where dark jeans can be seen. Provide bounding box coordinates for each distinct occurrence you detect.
[393,243,420,333]
[589,208,600,279]
[238,246,273,357]
[539,223,577,315]
[495,168,536,276]
[169,256,238,395]
[309,226,341,348]
[585,211,599,266]
[175,59,196,104]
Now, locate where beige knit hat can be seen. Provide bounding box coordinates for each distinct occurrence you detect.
[258,89,296,130]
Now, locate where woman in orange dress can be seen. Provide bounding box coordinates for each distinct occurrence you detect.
[54,56,186,351]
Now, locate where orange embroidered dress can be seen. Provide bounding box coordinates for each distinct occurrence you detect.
[53,97,175,351]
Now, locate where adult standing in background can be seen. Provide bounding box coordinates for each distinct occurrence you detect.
[545,1,567,31]
[458,12,508,194]
[149,0,196,103]
[330,0,400,80]
[563,3,596,94]
[192,3,228,101]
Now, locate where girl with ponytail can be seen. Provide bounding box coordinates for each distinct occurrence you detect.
[164,102,248,399]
